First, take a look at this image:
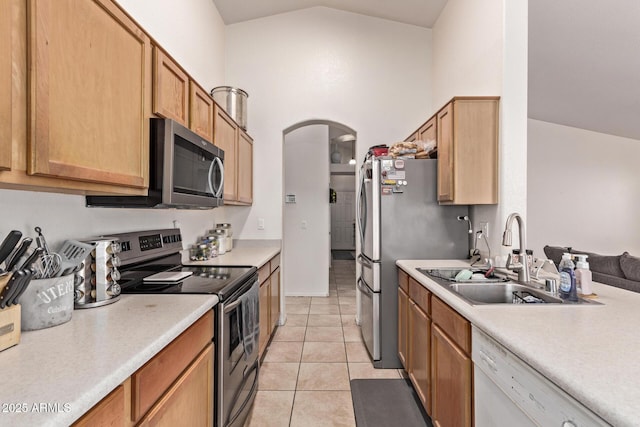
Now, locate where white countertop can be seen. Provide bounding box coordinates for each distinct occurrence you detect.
[397,259,640,427]
[181,245,281,268]
[0,293,218,427]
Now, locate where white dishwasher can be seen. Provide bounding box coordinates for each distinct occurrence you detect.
[472,327,610,427]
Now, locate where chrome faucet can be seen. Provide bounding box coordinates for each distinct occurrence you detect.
[501,212,530,283]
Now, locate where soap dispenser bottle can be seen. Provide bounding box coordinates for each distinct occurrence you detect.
[558,253,578,301]
[574,254,593,295]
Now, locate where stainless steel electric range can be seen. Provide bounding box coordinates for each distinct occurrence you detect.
[110,228,259,427]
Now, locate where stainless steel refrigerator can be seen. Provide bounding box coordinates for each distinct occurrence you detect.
[357,156,469,368]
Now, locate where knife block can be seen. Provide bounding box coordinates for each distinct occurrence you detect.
[0,275,21,352]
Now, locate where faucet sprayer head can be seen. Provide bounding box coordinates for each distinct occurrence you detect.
[502,229,512,246]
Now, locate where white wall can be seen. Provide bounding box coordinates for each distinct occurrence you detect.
[0,1,228,249]
[431,0,529,258]
[223,7,433,240]
[528,119,640,256]
[115,0,226,87]
[283,125,330,296]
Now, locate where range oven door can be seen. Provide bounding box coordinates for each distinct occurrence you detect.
[357,276,380,361]
[218,278,260,427]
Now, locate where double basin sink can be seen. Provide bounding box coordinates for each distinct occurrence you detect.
[417,268,598,305]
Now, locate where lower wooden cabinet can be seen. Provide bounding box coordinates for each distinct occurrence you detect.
[138,344,213,427]
[431,324,472,427]
[74,311,214,426]
[258,253,282,358]
[271,267,280,330]
[397,286,409,369]
[409,300,431,413]
[259,275,270,356]
[398,268,473,426]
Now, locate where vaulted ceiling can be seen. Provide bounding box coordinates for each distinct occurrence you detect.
[212,0,448,28]
[528,0,640,140]
[213,0,640,140]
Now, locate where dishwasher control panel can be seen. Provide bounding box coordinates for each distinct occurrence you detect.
[472,327,609,426]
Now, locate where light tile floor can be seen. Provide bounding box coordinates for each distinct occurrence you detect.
[245,259,404,427]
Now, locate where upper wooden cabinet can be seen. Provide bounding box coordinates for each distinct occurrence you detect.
[189,82,214,142]
[153,47,189,127]
[0,0,12,171]
[418,116,436,144]
[437,97,499,205]
[213,104,238,201]
[237,129,253,204]
[27,0,150,189]
[213,103,253,205]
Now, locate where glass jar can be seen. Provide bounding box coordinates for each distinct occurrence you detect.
[189,244,211,261]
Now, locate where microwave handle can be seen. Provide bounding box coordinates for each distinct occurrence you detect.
[209,157,225,197]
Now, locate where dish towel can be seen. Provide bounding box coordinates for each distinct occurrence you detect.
[241,281,260,359]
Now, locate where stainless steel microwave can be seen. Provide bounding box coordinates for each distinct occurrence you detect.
[87,118,224,209]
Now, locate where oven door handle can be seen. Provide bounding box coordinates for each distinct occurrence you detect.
[224,297,242,313]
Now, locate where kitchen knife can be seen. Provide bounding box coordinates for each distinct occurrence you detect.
[0,230,23,268]
[19,247,44,272]
[0,270,25,309]
[6,238,33,271]
[10,269,33,306]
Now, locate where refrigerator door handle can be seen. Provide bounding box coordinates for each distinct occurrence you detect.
[357,171,367,246]
[357,254,372,269]
[357,277,372,296]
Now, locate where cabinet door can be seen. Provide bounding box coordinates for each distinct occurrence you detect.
[28,0,150,188]
[237,129,253,204]
[259,278,270,357]
[73,384,125,427]
[431,324,472,427]
[153,48,189,126]
[418,117,436,143]
[189,82,213,141]
[397,287,409,369]
[437,103,454,203]
[213,104,237,202]
[405,131,418,143]
[0,0,11,171]
[409,301,431,414]
[138,344,214,427]
[270,267,280,331]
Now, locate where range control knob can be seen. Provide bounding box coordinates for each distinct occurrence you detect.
[562,421,577,427]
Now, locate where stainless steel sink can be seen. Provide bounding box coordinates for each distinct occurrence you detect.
[449,283,563,305]
[417,267,600,305]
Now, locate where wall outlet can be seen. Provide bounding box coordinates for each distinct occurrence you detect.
[258,218,265,230]
[480,221,489,237]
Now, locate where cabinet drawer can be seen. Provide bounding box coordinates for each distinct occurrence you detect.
[270,253,281,273]
[398,268,409,293]
[409,277,430,315]
[258,263,270,285]
[132,311,214,421]
[431,296,470,354]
